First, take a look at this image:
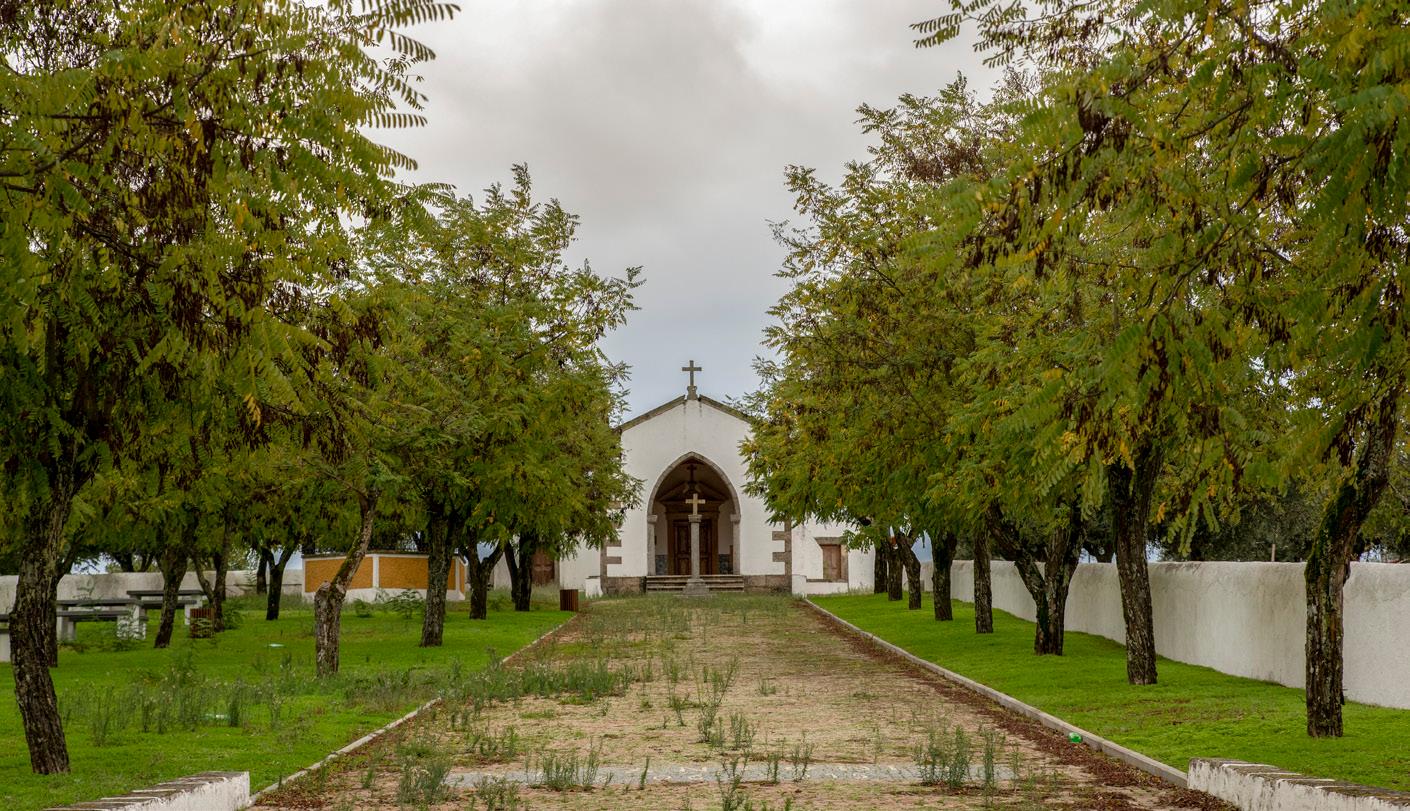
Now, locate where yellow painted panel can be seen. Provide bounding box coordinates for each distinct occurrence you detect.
[378,555,429,590]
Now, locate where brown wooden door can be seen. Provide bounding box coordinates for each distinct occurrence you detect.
[821,544,842,581]
[530,550,556,586]
[670,519,715,575]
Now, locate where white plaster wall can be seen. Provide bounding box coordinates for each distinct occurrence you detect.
[948,560,1410,710]
[848,547,876,592]
[556,545,599,591]
[617,398,778,578]
[0,570,262,612]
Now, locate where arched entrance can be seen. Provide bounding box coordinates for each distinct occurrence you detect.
[647,454,737,576]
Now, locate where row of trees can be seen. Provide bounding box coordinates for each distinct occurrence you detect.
[1,0,636,774]
[745,0,1408,741]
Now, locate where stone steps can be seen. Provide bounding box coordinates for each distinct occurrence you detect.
[644,575,745,593]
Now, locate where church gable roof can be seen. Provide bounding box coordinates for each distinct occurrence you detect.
[616,394,752,433]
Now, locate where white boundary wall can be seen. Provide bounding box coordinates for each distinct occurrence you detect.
[0,568,303,613]
[945,560,1410,710]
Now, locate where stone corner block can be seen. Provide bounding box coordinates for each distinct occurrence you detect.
[1189,758,1410,811]
[46,771,250,811]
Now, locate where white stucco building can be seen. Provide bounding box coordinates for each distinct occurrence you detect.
[498,379,873,596]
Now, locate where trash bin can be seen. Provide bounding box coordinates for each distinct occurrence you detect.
[559,589,580,612]
[188,607,214,638]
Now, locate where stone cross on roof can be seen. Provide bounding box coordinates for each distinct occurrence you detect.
[681,359,702,400]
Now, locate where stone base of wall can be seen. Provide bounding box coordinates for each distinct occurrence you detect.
[742,575,790,593]
[1189,759,1410,811]
[601,576,645,596]
[49,771,249,811]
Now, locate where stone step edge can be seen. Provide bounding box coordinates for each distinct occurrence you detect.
[1189,758,1410,811]
[247,614,578,805]
[46,771,248,811]
[802,598,1188,788]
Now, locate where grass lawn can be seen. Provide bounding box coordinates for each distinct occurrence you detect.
[0,594,567,811]
[814,592,1410,791]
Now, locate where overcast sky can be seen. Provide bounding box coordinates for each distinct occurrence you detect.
[383,1,994,417]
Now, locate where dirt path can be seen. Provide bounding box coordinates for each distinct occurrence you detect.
[255,595,1228,810]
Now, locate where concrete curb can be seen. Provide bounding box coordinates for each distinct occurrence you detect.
[48,771,249,811]
[1190,758,1410,811]
[803,598,1188,788]
[247,613,576,806]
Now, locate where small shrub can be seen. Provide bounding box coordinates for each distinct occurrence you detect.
[394,747,451,808]
[530,739,602,790]
[379,589,425,621]
[469,775,522,810]
[788,737,814,782]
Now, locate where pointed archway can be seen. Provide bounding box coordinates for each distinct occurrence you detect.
[646,453,740,576]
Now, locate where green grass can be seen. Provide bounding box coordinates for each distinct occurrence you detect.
[0,594,567,811]
[814,592,1410,790]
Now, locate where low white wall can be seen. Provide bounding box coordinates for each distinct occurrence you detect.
[0,568,301,614]
[946,560,1410,710]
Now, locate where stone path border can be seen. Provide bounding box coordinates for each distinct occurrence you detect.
[803,598,1189,788]
[47,771,249,811]
[1190,759,1410,811]
[249,613,577,804]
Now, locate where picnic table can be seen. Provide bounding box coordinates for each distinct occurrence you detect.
[53,598,150,642]
[125,589,205,621]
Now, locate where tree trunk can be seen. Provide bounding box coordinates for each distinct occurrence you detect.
[193,543,229,633]
[931,532,957,621]
[313,491,379,678]
[973,530,994,634]
[256,547,272,595]
[1107,444,1164,686]
[154,539,187,649]
[420,510,451,647]
[462,526,503,621]
[895,532,922,610]
[1305,394,1397,737]
[883,540,903,601]
[999,504,1082,656]
[266,545,296,621]
[505,533,536,612]
[873,542,889,594]
[12,469,78,774]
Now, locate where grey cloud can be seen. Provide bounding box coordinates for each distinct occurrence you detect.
[379,0,994,415]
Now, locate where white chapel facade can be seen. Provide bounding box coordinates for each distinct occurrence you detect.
[505,367,874,597]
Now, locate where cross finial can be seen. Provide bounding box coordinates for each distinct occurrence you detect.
[685,492,707,517]
[681,359,702,399]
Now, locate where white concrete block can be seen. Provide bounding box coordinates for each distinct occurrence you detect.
[48,771,249,811]
[1189,759,1410,811]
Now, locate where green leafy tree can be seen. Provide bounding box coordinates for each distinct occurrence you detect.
[918,0,1409,734]
[360,171,638,629]
[0,0,450,770]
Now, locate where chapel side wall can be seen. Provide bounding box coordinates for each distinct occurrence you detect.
[793,519,870,594]
[947,559,1410,709]
[557,545,597,591]
[617,399,778,581]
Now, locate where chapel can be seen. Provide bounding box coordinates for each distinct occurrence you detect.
[506,363,875,597]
